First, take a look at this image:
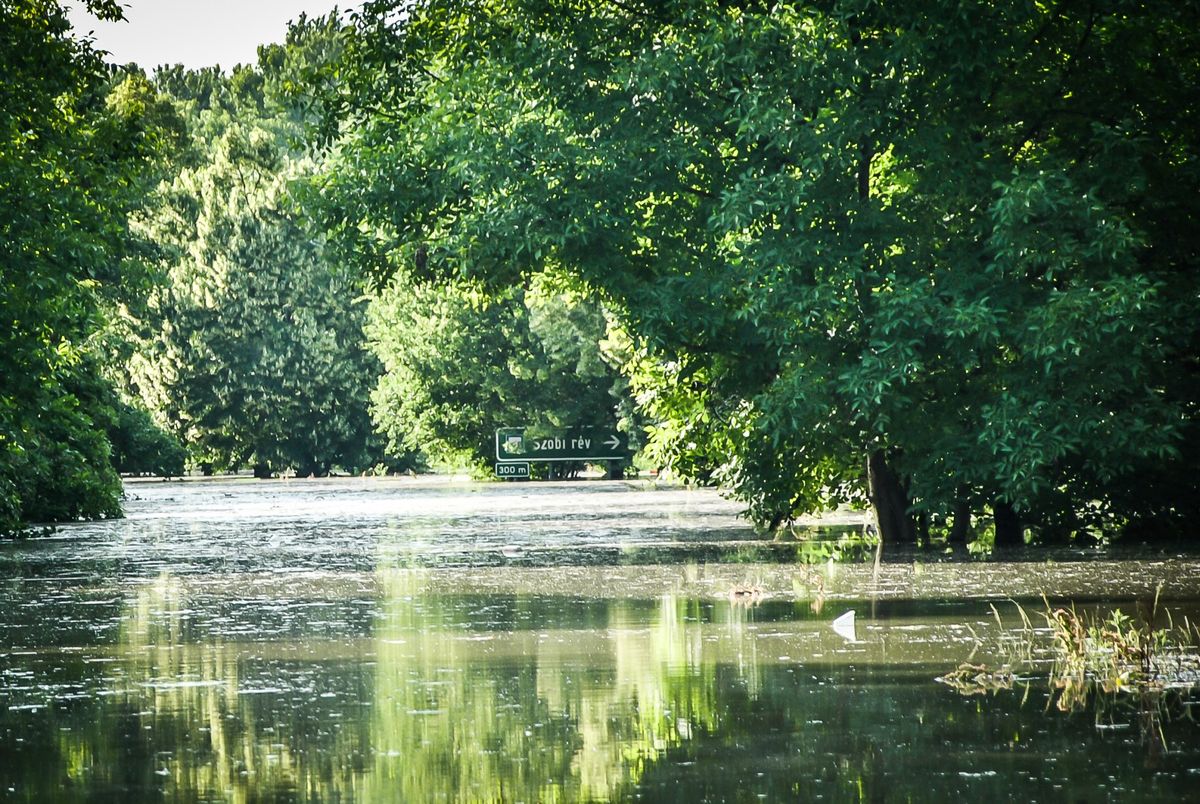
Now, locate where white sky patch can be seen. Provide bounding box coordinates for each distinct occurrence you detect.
[65,1,359,72]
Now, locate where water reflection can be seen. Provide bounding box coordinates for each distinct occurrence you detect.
[364,571,747,802]
[2,575,1197,800]
[0,479,1199,801]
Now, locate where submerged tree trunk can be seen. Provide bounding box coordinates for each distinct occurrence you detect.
[867,450,917,546]
[992,499,1023,548]
[294,459,329,478]
[948,496,972,544]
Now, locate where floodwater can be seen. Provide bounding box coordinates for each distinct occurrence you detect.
[1,479,1199,802]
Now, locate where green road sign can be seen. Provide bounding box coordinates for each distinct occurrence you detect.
[495,462,530,479]
[495,426,627,463]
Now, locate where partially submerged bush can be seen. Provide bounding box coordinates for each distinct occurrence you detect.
[107,401,187,477]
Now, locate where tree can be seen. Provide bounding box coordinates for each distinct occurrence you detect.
[326,0,1199,543]
[118,19,391,478]
[106,399,188,477]
[126,118,379,476]
[0,1,174,535]
[367,272,631,471]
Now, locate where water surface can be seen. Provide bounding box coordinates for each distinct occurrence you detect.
[2,478,1198,802]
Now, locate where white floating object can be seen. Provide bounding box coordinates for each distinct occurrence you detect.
[832,609,856,642]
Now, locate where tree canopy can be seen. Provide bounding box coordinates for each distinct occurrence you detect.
[125,114,379,477]
[4,0,1198,544]
[367,273,632,471]
[324,0,1200,542]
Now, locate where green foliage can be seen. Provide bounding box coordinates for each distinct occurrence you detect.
[1,1,176,536]
[125,116,379,476]
[153,12,348,148]
[328,0,1200,538]
[367,274,630,470]
[107,400,187,477]
[257,12,350,142]
[0,361,124,533]
[112,19,391,478]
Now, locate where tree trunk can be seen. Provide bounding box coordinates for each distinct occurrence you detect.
[253,462,273,479]
[295,460,327,478]
[993,499,1023,548]
[867,450,916,546]
[948,495,972,544]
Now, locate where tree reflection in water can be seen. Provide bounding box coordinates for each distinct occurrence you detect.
[3,569,758,801]
[364,569,739,801]
[4,562,1200,801]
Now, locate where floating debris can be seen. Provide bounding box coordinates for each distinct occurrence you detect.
[936,663,1016,695]
[728,585,765,605]
[832,610,856,642]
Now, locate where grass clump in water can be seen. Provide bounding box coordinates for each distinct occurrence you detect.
[940,588,1200,757]
[1043,587,1200,713]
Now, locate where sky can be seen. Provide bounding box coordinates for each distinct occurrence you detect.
[65,1,358,71]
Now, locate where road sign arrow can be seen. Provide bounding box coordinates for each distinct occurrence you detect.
[604,434,620,449]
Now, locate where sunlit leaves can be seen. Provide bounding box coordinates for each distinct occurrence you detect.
[127,118,378,475]
[366,274,629,470]
[328,0,1200,538]
[0,0,165,534]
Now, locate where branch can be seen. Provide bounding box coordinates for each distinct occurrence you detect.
[985,0,1067,107]
[1009,6,1099,159]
